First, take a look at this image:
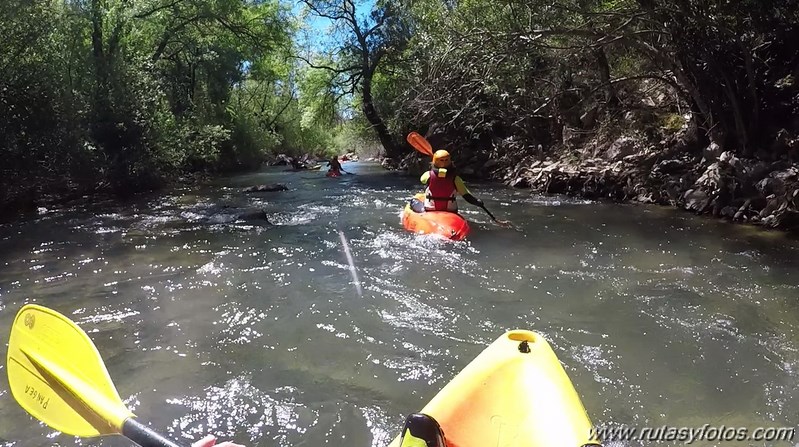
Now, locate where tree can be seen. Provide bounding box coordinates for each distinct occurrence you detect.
[298,0,410,158]
[380,0,799,157]
[0,0,298,210]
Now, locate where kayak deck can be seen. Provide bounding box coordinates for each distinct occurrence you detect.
[401,193,470,240]
[388,330,601,447]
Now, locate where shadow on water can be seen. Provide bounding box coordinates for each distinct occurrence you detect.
[1,162,798,446]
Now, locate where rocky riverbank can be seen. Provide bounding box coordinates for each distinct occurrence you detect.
[393,126,799,232]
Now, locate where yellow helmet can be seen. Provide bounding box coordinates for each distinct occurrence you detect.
[432,150,451,168]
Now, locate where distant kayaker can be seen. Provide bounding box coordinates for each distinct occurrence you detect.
[328,156,343,174]
[416,149,484,213]
[193,434,244,447]
[327,157,349,175]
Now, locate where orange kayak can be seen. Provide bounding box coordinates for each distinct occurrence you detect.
[401,193,470,240]
[387,330,601,447]
[326,169,341,177]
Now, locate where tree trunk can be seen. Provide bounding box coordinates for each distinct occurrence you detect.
[90,0,108,92]
[90,0,110,118]
[361,72,399,158]
[91,0,103,62]
[670,56,725,147]
[741,44,760,143]
[594,48,618,107]
[719,69,749,156]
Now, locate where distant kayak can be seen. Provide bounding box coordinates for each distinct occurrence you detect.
[387,330,601,447]
[326,169,341,177]
[401,193,470,240]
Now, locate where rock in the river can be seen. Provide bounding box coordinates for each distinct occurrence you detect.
[720,206,738,218]
[243,183,288,193]
[238,209,272,223]
[683,188,710,212]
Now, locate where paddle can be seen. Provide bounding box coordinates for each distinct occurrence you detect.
[7,304,186,447]
[406,131,433,157]
[405,132,512,227]
[327,160,354,175]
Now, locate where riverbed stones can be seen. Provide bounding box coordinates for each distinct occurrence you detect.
[652,159,688,175]
[683,189,710,212]
[702,142,723,163]
[605,136,641,161]
[384,121,799,233]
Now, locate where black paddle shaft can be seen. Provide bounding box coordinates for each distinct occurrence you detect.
[479,204,497,221]
[123,419,188,447]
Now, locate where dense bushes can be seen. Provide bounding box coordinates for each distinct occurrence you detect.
[0,0,342,211]
[367,0,798,161]
[4,0,797,213]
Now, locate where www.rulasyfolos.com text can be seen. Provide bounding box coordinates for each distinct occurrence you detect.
[592,424,796,444]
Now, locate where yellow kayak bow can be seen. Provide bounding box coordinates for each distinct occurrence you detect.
[389,330,601,447]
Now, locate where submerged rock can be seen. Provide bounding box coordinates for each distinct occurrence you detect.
[243,184,288,193]
[238,209,272,223]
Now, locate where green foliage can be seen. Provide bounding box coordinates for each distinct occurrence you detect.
[660,114,686,132]
[368,0,799,159]
[297,0,411,157]
[4,0,796,211]
[332,118,382,157]
[297,63,340,129]
[0,0,296,209]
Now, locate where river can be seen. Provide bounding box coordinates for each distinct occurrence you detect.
[1,162,798,447]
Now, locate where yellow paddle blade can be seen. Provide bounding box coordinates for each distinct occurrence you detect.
[407,132,434,157]
[399,433,428,447]
[7,304,134,437]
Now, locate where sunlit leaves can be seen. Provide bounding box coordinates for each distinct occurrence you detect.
[1,0,299,203]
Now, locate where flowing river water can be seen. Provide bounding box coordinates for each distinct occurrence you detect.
[1,162,798,447]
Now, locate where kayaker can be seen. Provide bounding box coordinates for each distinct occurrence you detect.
[328,156,343,175]
[193,434,244,447]
[416,149,484,213]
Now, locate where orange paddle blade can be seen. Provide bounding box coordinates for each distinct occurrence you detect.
[407,132,433,157]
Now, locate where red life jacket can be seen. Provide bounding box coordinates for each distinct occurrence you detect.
[425,168,457,211]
